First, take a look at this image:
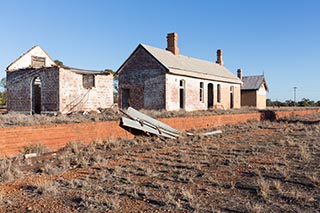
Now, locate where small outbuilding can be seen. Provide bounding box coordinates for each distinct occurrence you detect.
[117,33,242,111]
[6,46,113,114]
[237,69,269,109]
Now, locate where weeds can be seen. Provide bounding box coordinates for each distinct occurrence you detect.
[257,177,270,200]
[21,144,51,155]
[298,143,311,162]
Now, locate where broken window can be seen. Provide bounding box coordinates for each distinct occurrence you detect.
[31,56,46,68]
[83,74,95,89]
[200,82,204,102]
[217,84,221,103]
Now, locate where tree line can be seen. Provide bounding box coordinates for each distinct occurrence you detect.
[267,98,320,107]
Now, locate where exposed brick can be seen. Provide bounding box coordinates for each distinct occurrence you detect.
[7,67,113,114]
[118,45,241,111]
[1,109,318,158]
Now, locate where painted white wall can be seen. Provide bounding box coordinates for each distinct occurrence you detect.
[165,73,241,111]
[7,46,56,71]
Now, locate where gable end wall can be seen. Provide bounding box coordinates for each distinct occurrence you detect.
[118,47,167,109]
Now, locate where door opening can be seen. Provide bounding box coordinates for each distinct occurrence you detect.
[32,77,42,114]
[230,86,234,109]
[207,83,214,109]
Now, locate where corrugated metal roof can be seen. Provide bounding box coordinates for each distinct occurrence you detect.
[141,44,242,84]
[241,75,268,91]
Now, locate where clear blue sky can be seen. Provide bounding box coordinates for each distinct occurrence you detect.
[0,0,319,101]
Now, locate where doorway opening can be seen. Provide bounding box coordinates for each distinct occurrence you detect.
[230,86,234,109]
[207,83,214,109]
[32,77,42,114]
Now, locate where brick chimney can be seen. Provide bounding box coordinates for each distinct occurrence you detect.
[166,32,179,55]
[237,68,242,80]
[216,49,224,66]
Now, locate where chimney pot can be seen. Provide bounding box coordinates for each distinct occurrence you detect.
[237,68,243,80]
[166,32,179,55]
[216,49,224,66]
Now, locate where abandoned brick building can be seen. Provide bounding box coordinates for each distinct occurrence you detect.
[237,69,269,109]
[6,46,113,114]
[117,33,242,111]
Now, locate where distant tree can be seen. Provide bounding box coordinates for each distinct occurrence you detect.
[104,69,118,104]
[0,92,6,105]
[317,101,320,106]
[0,77,6,90]
[285,100,295,107]
[0,77,6,105]
[54,59,64,66]
[266,99,273,107]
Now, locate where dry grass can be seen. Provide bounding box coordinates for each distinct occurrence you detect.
[21,144,51,155]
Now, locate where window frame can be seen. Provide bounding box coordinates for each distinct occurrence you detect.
[217,84,221,103]
[82,74,95,89]
[199,82,204,102]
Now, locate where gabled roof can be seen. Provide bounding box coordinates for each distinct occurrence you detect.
[118,44,242,84]
[7,45,56,71]
[241,75,269,91]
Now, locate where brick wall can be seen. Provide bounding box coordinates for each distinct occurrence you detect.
[0,121,133,158]
[118,46,167,110]
[7,67,60,113]
[59,68,113,113]
[1,109,318,157]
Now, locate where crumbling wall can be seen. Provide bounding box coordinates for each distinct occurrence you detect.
[59,69,113,113]
[6,67,60,113]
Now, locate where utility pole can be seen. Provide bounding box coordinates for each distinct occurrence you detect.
[293,86,297,105]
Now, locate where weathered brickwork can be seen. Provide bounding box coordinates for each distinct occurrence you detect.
[7,67,113,114]
[1,109,318,158]
[59,68,113,113]
[118,45,241,111]
[7,67,60,113]
[118,47,166,109]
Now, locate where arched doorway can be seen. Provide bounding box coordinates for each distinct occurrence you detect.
[32,77,42,114]
[207,83,214,109]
